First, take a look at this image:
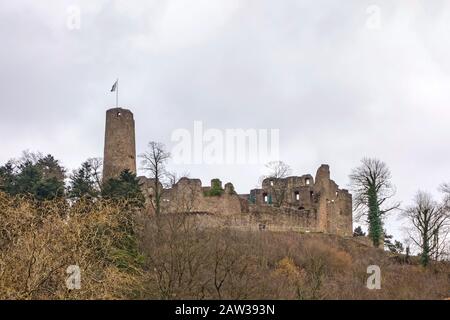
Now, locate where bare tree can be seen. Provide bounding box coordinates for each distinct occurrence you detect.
[440,183,450,194]
[140,142,171,215]
[166,170,190,188]
[438,183,450,260]
[403,191,450,266]
[86,157,103,192]
[173,182,200,213]
[349,158,400,247]
[262,161,292,207]
[264,161,291,179]
[16,150,44,165]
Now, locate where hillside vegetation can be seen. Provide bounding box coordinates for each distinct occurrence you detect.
[0,192,448,300]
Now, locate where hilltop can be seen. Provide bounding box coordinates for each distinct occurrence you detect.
[137,213,450,300]
[2,194,447,300]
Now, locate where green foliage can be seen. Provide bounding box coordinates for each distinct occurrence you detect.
[101,170,146,270]
[101,169,145,208]
[226,184,235,195]
[0,155,65,200]
[110,234,145,271]
[13,161,42,195]
[353,226,366,237]
[34,177,65,201]
[384,231,404,254]
[349,158,399,249]
[0,162,15,194]
[204,179,224,197]
[392,240,404,254]
[421,241,430,267]
[36,154,65,181]
[368,185,383,247]
[69,161,99,199]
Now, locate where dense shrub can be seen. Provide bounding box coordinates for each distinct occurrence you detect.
[0,192,145,299]
[204,179,224,197]
[138,214,450,300]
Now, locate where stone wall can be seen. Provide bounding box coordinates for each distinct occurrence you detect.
[248,164,352,237]
[140,177,244,216]
[138,165,353,237]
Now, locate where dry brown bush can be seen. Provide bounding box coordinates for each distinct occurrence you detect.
[139,214,450,300]
[0,192,146,299]
[1,193,449,300]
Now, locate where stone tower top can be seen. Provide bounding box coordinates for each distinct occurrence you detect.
[102,107,136,182]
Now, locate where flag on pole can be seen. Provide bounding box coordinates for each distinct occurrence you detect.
[111,79,119,108]
[111,80,118,92]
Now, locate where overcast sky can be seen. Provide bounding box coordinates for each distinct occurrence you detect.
[1,0,449,239]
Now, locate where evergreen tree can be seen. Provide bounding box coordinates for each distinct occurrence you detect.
[353,226,366,237]
[394,240,404,254]
[36,154,65,181]
[102,170,144,208]
[0,153,65,200]
[0,161,15,194]
[34,177,65,201]
[384,230,405,254]
[14,160,43,195]
[69,161,99,199]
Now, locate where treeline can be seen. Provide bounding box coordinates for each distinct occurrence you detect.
[1,150,449,268]
[0,151,147,299]
[0,151,144,205]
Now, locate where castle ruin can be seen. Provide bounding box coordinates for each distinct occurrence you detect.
[103,108,353,237]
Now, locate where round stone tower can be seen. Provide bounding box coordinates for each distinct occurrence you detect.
[103,107,136,182]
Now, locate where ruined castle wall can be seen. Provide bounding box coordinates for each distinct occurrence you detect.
[101,108,352,237]
[140,177,243,216]
[313,165,352,236]
[334,190,353,236]
[138,166,352,237]
[248,165,352,237]
[258,175,315,209]
[314,164,331,233]
[180,212,319,234]
[248,204,318,231]
[103,108,136,181]
[199,194,243,215]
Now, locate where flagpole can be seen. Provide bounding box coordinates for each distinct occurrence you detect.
[116,79,119,108]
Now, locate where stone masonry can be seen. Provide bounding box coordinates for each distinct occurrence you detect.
[102,108,353,237]
[138,164,352,237]
[103,108,136,181]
